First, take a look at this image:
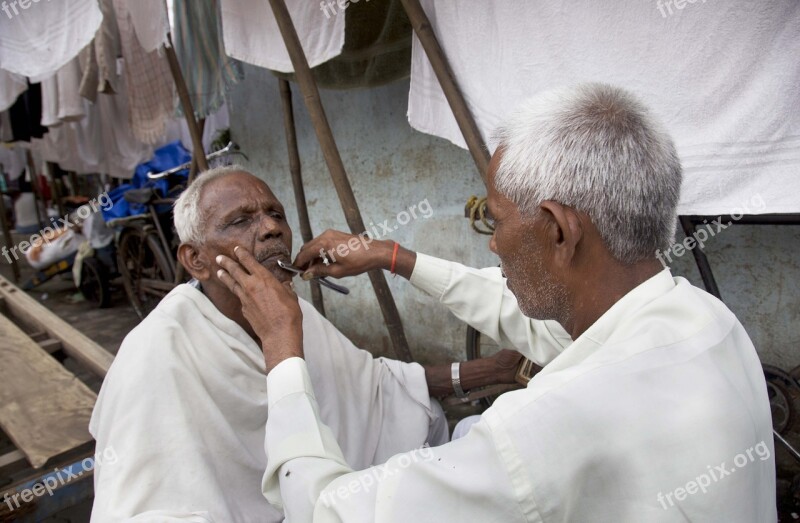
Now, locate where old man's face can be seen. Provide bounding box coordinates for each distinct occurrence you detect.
[486,150,568,321]
[197,171,294,285]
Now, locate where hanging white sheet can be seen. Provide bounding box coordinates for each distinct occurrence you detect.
[0,0,102,78]
[0,68,26,112]
[220,0,346,73]
[408,0,800,215]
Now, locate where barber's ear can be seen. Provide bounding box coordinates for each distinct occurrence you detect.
[538,200,583,267]
[178,243,212,281]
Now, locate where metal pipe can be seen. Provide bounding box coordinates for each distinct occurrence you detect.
[266,0,413,362]
[679,216,722,299]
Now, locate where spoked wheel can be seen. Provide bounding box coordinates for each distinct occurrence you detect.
[79,257,111,308]
[117,229,175,319]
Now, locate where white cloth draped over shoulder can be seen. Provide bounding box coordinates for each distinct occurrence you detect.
[408,0,800,215]
[220,0,346,73]
[262,255,775,522]
[90,283,445,522]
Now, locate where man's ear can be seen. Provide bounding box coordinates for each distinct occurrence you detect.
[538,200,583,268]
[178,243,212,281]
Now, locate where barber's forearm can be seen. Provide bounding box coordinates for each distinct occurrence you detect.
[424,358,508,398]
[384,242,417,280]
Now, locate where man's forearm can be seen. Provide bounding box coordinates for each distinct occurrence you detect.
[424,357,513,397]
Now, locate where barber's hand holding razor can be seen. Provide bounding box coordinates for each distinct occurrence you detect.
[294,230,417,280]
[216,246,304,372]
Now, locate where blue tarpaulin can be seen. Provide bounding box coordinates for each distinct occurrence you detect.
[102,141,191,222]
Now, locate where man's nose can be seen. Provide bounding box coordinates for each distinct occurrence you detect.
[256,214,282,240]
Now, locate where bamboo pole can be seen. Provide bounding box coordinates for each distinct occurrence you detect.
[163,35,209,172]
[24,150,45,231]
[399,0,491,183]
[44,162,66,219]
[278,78,325,316]
[0,181,19,282]
[266,0,413,362]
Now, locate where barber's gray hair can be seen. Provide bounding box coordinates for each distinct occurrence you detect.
[491,83,682,265]
[173,164,250,245]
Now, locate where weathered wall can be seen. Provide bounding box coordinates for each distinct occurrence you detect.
[228,64,800,369]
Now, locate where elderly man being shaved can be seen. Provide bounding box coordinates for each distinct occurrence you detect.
[219,83,775,522]
[89,168,523,522]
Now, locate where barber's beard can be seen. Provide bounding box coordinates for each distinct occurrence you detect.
[503,252,569,323]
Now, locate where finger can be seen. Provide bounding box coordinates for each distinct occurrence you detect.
[294,238,329,269]
[216,253,251,283]
[216,267,244,299]
[301,259,331,280]
[233,246,270,279]
[294,230,348,268]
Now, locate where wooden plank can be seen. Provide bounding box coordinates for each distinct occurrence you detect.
[37,339,63,355]
[28,332,48,342]
[0,449,25,468]
[0,275,113,377]
[0,313,96,468]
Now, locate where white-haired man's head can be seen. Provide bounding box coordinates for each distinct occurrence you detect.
[491,83,682,265]
[173,164,251,246]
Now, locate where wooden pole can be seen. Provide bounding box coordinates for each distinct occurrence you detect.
[24,150,46,230]
[266,0,413,362]
[0,183,19,282]
[187,118,206,186]
[278,78,325,316]
[45,162,66,219]
[163,35,209,172]
[399,0,491,183]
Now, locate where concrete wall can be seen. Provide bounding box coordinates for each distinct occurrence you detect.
[228,64,800,369]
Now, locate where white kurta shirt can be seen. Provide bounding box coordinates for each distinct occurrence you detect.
[90,283,446,522]
[263,255,776,522]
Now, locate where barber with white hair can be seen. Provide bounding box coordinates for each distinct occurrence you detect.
[217,83,776,522]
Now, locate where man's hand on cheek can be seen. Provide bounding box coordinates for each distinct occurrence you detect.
[216,246,304,372]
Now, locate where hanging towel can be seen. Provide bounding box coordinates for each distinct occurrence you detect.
[0,68,26,112]
[173,0,243,119]
[113,0,176,144]
[79,0,121,102]
[126,0,170,53]
[40,58,87,127]
[40,74,60,128]
[57,58,86,123]
[220,0,345,73]
[0,0,102,78]
[408,0,800,215]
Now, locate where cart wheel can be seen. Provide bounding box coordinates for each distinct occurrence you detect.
[79,257,111,308]
[466,325,514,409]
[117,229,174,319]
[768,380,793,434]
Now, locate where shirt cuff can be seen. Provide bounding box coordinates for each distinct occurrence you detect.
[409,253,453,301]
[266,356,314,410]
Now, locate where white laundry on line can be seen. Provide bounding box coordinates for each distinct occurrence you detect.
[0,0,102,78]
[220,0,346,73]
[0,68,26,112]
[408,0,800,215]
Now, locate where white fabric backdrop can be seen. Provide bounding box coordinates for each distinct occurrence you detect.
[408,0,800,215]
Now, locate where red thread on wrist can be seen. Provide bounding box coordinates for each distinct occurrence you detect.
[390,242,400,275]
